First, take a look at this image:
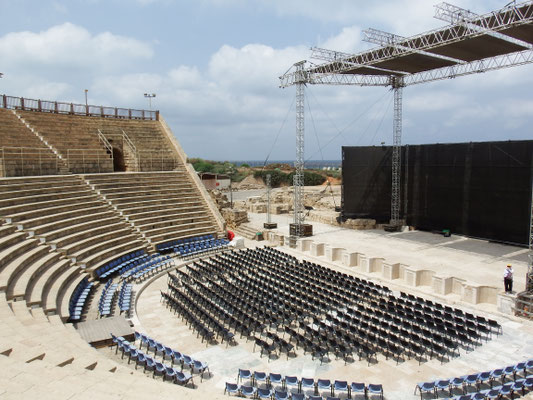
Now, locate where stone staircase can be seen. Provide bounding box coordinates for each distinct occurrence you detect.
[234,223,264,240]
[11,110,70,173]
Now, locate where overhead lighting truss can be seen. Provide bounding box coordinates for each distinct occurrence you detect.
[280,1,533,88]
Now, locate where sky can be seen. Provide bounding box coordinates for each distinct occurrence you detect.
[0,0,532,161]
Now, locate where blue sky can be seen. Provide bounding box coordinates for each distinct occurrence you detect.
[1,0,532,161]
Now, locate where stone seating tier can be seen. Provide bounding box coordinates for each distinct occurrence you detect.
[48,221,129,250]
[0,243,52,297]
[31,210,118,239]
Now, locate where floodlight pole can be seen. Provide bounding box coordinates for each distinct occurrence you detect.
[144,93,156,111]
[391,77,404,228]
[293,61,306,238]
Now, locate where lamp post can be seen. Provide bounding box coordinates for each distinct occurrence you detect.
[144,93,156,110]
[84,89,88,107]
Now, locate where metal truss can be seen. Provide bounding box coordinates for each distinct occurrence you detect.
[279,1,533,86]
[434,2,479,24]
[363,27,406,46]
[293,61,306,237]
[391,78,404,226]
[280,49,533,88]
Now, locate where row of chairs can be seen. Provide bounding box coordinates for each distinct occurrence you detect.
[68,277,94,321]
[98,280,118,317]
[163,287,227,345]
[416,359,533,399]
[167,272,258,344]
[111,335,194,387]
[118,282,132,314]
[122,254,174,282]
[173,253,383,364]
[228,369,383,399]
[441,380,533,399]
[175,238,230,259]
[207,248,495,364]
[156,234,217,253]
[95,249,146,279]
[133,331,210,381]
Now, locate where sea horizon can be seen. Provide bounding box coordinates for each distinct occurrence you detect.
[230,160,341,168]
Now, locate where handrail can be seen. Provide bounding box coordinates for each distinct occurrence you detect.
[0,94,159,121]
[121,129,137,154]
[121,129,139,171]
[97,129,113,155]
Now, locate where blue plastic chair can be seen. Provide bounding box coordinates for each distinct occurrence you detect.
[285,376,299,392]
[225,382,240,396]
[333,380,348,397]
[317,379,332,396]
[351,382,366,397]
[257,388,273,399]
[175,370,193,387]
[269,373,283,389]
[301,378,315,394]
[367,383,383,400]
[238,369,252,384]
[241,385,257,398]
[274,390,289,400]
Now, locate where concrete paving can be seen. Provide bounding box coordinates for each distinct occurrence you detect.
[246,211,529,300]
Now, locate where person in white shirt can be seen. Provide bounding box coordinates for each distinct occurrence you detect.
[504,264,514,293]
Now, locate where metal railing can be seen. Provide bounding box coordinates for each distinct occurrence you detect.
[66,148,113,174]
[137,150,181,171]
[97,129,113,155]
[0,146,60,177]
[1,94,159,121]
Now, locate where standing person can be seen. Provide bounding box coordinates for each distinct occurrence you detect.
[504,264,514,293]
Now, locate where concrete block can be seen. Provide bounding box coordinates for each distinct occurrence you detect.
[383,263,400,280]
[342,251,360,267]
[498,293,515,315]
[432,276,453,295]
[297,239,313,252]
[359,255,369,273]
[230,237,245,249]
[367,257,383,274]
[325,246,344,262]
[311,242,325,257]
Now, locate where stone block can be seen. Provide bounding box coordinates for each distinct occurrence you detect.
[342,252,360,267]
[297,239,313,252]
[498,293,515,315]
[432,276,453,295]
[311,242,325,257]
[325,246,344,262]
[383,263,400,280]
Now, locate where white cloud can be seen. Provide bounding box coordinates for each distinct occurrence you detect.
[0,23,153,72]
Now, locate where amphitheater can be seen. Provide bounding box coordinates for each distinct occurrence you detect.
[1,94,533,400]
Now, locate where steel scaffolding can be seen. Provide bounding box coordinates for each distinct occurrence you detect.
[293,61,306,237]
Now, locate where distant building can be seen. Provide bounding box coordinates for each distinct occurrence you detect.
[199,172,231,190]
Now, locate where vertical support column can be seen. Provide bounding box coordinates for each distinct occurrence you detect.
[527,178,533,291]
[293,61,306,238]
[390,77,404,227]
[266,174,272,224]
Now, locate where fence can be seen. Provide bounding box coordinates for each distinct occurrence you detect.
[138,151,181,172]
[66,149,114,174]
[1,94,159,121]
[0,147,60,177]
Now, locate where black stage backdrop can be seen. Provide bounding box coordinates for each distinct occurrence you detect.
[342,140,533,245]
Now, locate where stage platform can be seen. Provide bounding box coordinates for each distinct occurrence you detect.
[76,316,134,348]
